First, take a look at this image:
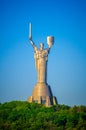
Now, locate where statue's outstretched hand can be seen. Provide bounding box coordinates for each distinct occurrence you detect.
[29,36,32,41]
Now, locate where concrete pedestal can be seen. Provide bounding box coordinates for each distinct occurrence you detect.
[28,83,57,106]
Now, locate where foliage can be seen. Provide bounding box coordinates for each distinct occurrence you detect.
[0,101,86,130]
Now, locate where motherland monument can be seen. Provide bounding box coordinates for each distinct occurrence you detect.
[28,23,57,107]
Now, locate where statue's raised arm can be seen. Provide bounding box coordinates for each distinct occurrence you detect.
[29,38,37,48]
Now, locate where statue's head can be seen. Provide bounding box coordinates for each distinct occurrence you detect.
[40,43,44,50]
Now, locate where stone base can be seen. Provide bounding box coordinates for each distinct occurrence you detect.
[28,95,57,107]
[28,83,57,107]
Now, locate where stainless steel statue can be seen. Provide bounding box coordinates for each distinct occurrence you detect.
[28,23,57,106]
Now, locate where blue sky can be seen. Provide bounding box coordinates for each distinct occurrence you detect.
[0,0,86,106]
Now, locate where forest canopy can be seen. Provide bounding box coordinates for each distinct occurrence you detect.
[0,101,86,130]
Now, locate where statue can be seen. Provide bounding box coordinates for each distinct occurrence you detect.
[28,23,57,107]
[29,23,54,84]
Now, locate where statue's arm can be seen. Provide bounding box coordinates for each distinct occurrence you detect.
[29,39,36,48]
[29,38,38,53]
[46,47,50,53]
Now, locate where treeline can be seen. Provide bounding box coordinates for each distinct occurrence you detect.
[0,101,86,130]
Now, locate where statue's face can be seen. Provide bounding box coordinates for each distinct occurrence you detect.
[40,43,44,50]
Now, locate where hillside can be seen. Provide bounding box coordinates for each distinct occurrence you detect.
[0,101,86,130]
